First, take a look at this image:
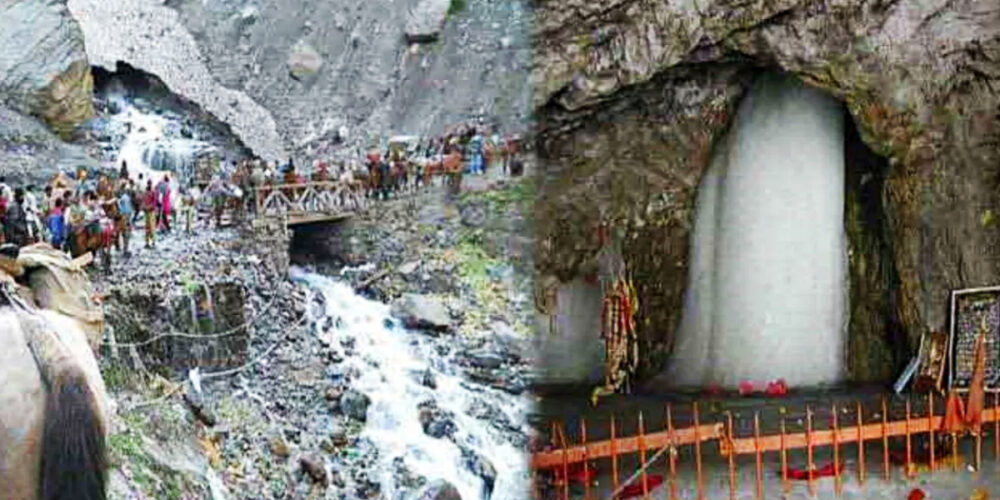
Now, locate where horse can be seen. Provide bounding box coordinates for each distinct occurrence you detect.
[101,197,131,257]
[68,217,115,273]
[484,140,498,173]
[442,150,464,191]
[421,155,445,188]
[366,162,382,199]
[390,160,408,196]
[0,247,110,500]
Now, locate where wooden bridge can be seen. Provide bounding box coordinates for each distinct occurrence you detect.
[253,181,366,227]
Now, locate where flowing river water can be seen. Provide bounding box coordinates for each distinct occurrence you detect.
[291,268,531,500]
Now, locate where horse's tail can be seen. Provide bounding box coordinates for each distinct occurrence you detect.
[18,313,108,500]
[40,367,108,500]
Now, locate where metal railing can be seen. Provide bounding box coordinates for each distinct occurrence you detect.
[533,393,1000,500]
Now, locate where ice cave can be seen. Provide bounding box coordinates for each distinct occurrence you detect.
[664,72,849,389]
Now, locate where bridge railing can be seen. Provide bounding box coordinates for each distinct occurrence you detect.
[254,181,366,218]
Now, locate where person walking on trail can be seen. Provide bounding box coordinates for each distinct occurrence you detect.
[129,179,142,225]
[46,198,66,250]
[117,186,134,256]
[469,131,485,176]
[23,185,40,243]
[249,161,265,216]
[157,174,172,233]
[142,180,157,249]
[64,194,84,253]
[182,188,197,234]
[207,176,227,228]
[4,188,28,247]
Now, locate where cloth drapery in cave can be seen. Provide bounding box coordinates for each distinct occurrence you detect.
[592,228,639,404]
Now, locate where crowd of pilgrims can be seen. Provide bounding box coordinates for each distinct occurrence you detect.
[0,163,191,256]
[0,123,523,258]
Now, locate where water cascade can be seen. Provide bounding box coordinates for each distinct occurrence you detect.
[664,72,848,389]
[291,268,530,500]
[111,103,216,184]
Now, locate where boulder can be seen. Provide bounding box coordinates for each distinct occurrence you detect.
[404,0,451,43]
[390,294,452,332]
[299,454,327,485]
[288,40,324,81]
[464,349,504,370]
[339,389,370,421]
[0,0,94,136]
[414,479,462,500]
[417,400,456,439]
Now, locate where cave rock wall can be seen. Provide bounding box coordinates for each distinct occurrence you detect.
[534,0,1000,383]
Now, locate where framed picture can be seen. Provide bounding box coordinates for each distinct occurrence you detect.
[948,286,1000,392]
[913,331,947,393]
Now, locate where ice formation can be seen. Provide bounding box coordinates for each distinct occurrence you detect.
[665,72,848,389]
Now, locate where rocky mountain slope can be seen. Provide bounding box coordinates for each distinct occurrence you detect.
[532,0,1000,382]
[1,0,531,180]
[68,0,533,162]
[0,0,94,137]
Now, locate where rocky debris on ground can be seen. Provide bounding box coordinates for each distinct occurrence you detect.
[96,179,532,500]
[298,454,327,485]
[164,0,532,160]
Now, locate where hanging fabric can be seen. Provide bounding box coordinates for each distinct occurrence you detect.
[966,330,987,428]
[591,221,640,406]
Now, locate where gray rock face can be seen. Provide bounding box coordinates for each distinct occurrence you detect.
[405,0,451,43]
[533,0,1000,382]
[0,104,97,184]
[158,0,532,160]
[0,0,93,135]
[391,294,452,332]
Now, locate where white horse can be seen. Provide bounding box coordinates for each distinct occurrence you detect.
[0,245,110,500]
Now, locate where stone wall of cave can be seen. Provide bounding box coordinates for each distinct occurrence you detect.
[533,0,1000,389]
[843,109,906,382]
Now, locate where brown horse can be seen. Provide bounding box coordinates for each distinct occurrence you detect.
[68,219,114,273]
[423,156,445,187]
[101,198,131,257]
[443,150,464,189]
[0,248,110,500]
[390,160,408,195]
[367,162,383,199]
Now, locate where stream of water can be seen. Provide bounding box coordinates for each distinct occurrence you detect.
[291,268,531,500]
